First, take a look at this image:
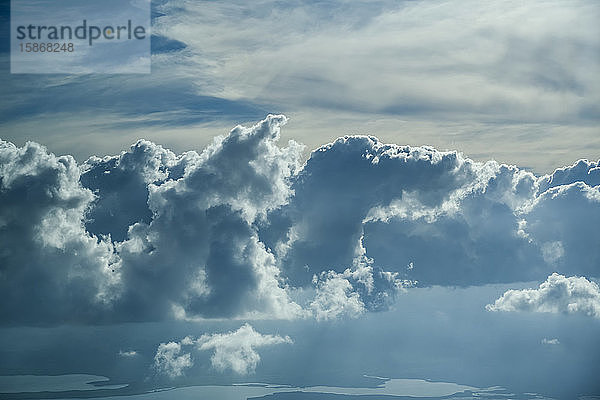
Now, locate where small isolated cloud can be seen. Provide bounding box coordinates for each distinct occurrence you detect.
[118,350,138,357]
[153,342,193,379]
[486,273,600,318]
[195,323,292,375]
[541,338,560,345]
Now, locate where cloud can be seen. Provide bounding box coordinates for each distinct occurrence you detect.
[538,159,600,193]
[195,323,292,375]
[153,324,292,377]
[2,0,598,174]
[541,338,560,345]
[0,139,120,324]
[153,341,193,379]
[486,273,600,318]
[310,270,366,321]
[309,241,413,321]
[118,350,138,357]
[115,114,305,321]
[1,115,599,325]
[81,139,179,242]
[523,182,600,277]
[265,136,475,287]
[266,132,598,288]
[0,115,306,324]
[153,0,599,125]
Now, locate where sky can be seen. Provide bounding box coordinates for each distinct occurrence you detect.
[0,1,599,400]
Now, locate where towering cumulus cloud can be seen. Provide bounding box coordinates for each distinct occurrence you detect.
[0,140,120,324]
[114,115,305,321]
[0,116,598,324]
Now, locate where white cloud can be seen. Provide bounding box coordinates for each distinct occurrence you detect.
[523,182,600,278]
[310,270,366,321]
[118,350,138,357]
[541,241,564,265]
[538,159,600,193]
[486,273,600,318]
[155,324,293,377]
[153,341,193,379]
[154,0,599,125]
[309,239,412,320]
[195,323,292,375]
[114,115,305,321]
[541,338,560,345]
[0,139,121,324]
[2,0,598,175]
[1,116,599,325]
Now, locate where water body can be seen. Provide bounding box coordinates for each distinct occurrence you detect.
[1,375,548,400]
[0,374,128,393]
[42,378,481,400]
[303,378,476,397]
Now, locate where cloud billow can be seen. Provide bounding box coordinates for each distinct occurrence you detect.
[0,115,598,325]
[153,324,292,377]
[0,140,120,324]
[486,273,600,318]
[153,341,193,379]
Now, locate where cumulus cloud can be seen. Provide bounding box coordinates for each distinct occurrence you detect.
[153,324,292,377]
[264,136,476,287]
[309,240,413,320]
[538,159,600,193]
[486,273,600,318]
[310,270,365,321]
[153,341,193,378]
[0,140,120,324]
[81,139,180,242]
[266,132,598,288]
[541,338,560,345]
[195,323,292,375]
[1,116,599,325]
[523,182,600,277]
[118,350,138,357]
[114,114,304,321]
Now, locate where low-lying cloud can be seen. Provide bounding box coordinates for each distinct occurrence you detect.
[153,341,193,379]
[1,115,598,325]
[153,324,292,377]
[486,273,600,318]
[195,323,292,375]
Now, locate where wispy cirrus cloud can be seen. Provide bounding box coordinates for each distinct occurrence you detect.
[1,0,598,170]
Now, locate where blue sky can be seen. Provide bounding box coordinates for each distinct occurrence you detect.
[1,1,599,400]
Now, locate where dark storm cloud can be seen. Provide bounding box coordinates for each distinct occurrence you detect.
[0,116,598,325]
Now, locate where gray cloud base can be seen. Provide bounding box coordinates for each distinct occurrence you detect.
[0,115,599,324]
